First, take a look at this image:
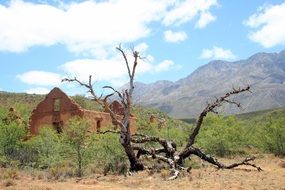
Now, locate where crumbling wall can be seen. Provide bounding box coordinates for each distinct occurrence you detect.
[29,87,137,135]
[109,100,124,115]
[82,110,112,132]
[29,87,83,134]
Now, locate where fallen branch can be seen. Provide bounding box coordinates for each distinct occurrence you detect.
[180,146,262,171]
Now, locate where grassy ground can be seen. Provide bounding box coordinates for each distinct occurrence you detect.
[1,154,284,190]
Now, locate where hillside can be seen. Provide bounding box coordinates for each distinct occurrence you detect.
[181,107,285,125]
[0,92,101,121]
[236,107,285,121]
[131,50,285,118]
[0,91,188,130]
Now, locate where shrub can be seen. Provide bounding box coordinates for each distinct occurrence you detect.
[29,127,65,169]
[87,133,128,175]
[196,114,247,157]
[255,115,285,156]
[48,162,75,180]
[63,117,91,177]
[0,121,26,164]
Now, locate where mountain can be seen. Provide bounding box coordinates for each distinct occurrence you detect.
[132,50,285,118]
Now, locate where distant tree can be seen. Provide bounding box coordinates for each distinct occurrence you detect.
[64,117,90,177]
[0,121,26,163]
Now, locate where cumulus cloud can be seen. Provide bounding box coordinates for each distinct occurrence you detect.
[135,43,149,53]
[26,87,50,95]
[16,71,62,86]
[59,43,179,86]
[163,0,218,26]
[200,46,236,60]
[244,3,285,47]
[0,0,168,54]
[0,0,218,55]
[61,59,129,83]
[164,30,187,43]
[16,42,179,87]
[195,11,216,28]
[153,60,177,72]
[60,58,177,86]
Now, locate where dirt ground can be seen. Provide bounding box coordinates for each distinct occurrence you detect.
[1,154,284,190]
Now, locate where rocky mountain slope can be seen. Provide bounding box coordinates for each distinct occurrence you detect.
[132,50,285,118]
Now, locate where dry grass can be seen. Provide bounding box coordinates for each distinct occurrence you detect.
[0,154,284,190]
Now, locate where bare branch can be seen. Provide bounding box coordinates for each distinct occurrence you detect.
[103,86,124,99]
[223,99,241,108]
[131,134,176,158]
[103,93,114,102]
[97,130,120,135]
[116,45,131,79]
[62,76,124,129]
[186,147,262,171]
[62,77,90,91]
[131,51,139,79]
[185,85,251,148]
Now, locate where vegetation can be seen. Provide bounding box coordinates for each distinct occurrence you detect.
[0,91,284,179]
[72,95,103,111]
[64,117,91,177]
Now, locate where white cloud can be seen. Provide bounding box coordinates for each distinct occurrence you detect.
[163,0,218,26]
[0,0,173,55]
[153,60,177,72]
[17,71,62,86]
[244,3,285,47]
[0,0,169,54]
[0,0,217,55]
[164,30,188,43]
[61,59,128,83]
[60,57,178,86]
[200,46,236,60]
[135,43,149,53]
[195,11,216,28]
[16,42,179,87]
[109,78,129,88]
[26,87,50,95]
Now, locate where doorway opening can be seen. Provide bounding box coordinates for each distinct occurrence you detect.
[96,120,101,132]
[53,121,63,133]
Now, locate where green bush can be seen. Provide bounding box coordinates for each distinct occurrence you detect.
[63,117,91,177]
[29,126,66,169]
[87,133,128,175]
[254,114,285,156]
[196,114,247,157]
[0,121,27,164]
[133,105,191,148]
[72,95,102,111]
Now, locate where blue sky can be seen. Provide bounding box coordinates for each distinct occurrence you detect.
[0,0,285,95]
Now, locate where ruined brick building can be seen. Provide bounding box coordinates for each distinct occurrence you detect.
[29,87,136,135]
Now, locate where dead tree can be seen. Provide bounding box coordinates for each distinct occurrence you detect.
[130,86,262,179]
[63,46,261,179]
[63,45,144,171]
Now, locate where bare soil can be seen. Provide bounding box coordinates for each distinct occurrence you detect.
[1,154,284,190]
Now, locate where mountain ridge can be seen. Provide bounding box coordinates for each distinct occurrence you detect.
[132,50,285,118]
